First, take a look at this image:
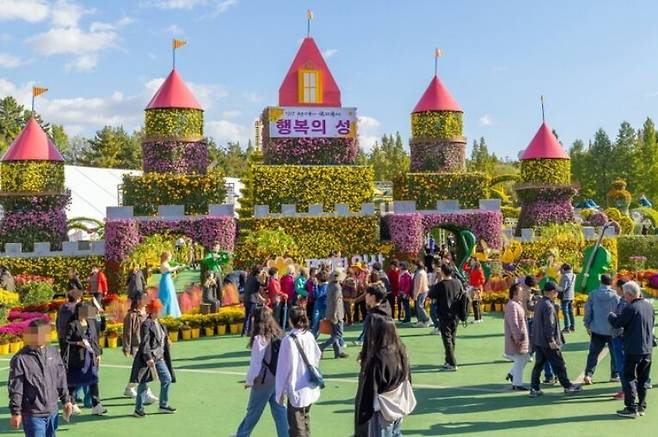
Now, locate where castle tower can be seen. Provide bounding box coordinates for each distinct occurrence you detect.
[0,118,70,250]
[515,121,576,232]
[410,74,465,172]
[262,37,358,165]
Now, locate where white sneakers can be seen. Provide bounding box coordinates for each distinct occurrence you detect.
[71,404,82,416]
[124,386,159,404]
[124,386,137,398]
[91,404,108,416]
[144,390,159,405]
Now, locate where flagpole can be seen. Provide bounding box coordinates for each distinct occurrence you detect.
[434,55,438,76]
[541,95,545,123]
[31,94,35,114]
[307,16,311,37]
[173,45,176,69]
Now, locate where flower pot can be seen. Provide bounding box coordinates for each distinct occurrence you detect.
[494,303,503,312]
[217,325,227,336]
[230,323,242,335]
[204,327,215,337]
[0,344,9,355]
[9,342,21,353]
[98,335,106,348]
[481,304,489,313]
[107,336,118,348]
[181,329,192,340]
[191,328,200,339]
[168,331,179,343]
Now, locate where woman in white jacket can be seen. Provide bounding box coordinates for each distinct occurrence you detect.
[276,306,322,437]
[235,306,288,437]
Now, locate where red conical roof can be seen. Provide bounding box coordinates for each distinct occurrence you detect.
[279,37,341,107]
[145,68,202,110]
[412,75,462,113]
[2,118,64,162]
[520,122,569,160]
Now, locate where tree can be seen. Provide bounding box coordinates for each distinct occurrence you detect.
[66,135,91,164]
[51,124,70,159]
[365,133,410,180]
[468,137,497,174]
[213,141,249,178]
[613,121,637,191]
[236,146,263,234]
[589,128,615,202]
[637,118,658,202]
[81,126,141,169]
[569,139,595,201]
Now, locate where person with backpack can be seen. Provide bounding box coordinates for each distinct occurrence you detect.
[433,264,464,371]
[235,306,288,437]
[276,307,322,437]
[355,316,416,437]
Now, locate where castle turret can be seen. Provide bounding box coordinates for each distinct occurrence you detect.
[410,74,465,172]
[515,121,576,232]
[0,118,69,250]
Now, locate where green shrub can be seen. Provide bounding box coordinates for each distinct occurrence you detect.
[19,282,54,306]
[617,235,658,269]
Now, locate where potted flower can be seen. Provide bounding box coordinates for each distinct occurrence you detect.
[0,334,10,355]
[161,317,181,342]
[228,309,244,335]
[180,322,192,340]
[7,334,21,353]
[188,315,202,339]
[202,314,216,337]
[105,323,122,348]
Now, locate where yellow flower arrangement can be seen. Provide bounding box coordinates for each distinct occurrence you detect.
[411,111,463,139]
[520,159,571,185]
[252,165,374,212]
[122,170,226,215]
[0,256,103,293]
[393,172,489,209]
[520,237,617,273]
[144,108,203,141]
[1,161,65,193]
[0,288,19,306]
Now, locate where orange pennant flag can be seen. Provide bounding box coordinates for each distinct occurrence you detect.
[32,86,48,98]
[172,38,187,50]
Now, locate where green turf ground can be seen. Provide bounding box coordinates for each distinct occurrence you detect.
[1,310,656,437]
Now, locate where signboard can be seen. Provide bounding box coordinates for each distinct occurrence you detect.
[267,106,357,139]
[305,253,384,270]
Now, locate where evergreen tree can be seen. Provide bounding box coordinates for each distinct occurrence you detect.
[569,139,595,201]
[468,137,496,174]
[613,121,637,191]
[51,124,70,159]
[589,128,614,201]
[237,146,263,234]
[81,126,140,169]
[638,118,658,202]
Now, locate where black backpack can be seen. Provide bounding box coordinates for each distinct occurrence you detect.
[257,337,282,386]
[454,289,471,323]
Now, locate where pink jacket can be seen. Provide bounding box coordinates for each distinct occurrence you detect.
[281,274,295,302]
[398,271,413,297]
[504,300,529,355]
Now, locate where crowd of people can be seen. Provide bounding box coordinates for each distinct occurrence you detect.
[5,248,657,436]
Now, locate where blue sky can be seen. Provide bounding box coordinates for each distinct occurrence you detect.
[1,0,657,159]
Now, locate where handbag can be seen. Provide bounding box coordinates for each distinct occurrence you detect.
[376,379,417,422]
[290,333,325,389]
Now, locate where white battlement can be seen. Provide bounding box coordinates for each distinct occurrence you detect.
[106,203,235,220]
[253,202,377,218]
[392,199,502,214]
[504,225,618,242]
[0,240,105,259]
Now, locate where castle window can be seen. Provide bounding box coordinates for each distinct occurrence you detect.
[299,69,322,104]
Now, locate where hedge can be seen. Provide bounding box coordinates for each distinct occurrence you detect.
[520,159,570,185]
[144,108,203,141]
[520,237,618,273]
[249,216,384,261]
[0,256,103,293]
[411,111,463,139]
[122,170,226,215]
[393,172,489,209]
[1,161,65,193]
[251,165,374,212]
[617,235,658,269]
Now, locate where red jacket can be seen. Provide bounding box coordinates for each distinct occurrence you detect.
[398,271,413,297]
[464,264,485,288]
[267,277,287,307]
[280,274,295,302]
[97,271,108,295]
[386,268,400,296]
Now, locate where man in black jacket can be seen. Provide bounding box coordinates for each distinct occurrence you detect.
[529,282,582,397]
[608,280,655,418]
[9,319,73,436]
[430,264,462,371]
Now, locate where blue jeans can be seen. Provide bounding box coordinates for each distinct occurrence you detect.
[415,292,429,323]
[368,412,402,437]
[561,300,575,330]
[320,321,345,357]
[23,413,58,437]
[430,300,439,328]
[311,298,327,337]
[612,336,625,387]
[136,360,171,411]
[401,296,411,323]
[236,383,288,437]
[544,362,554,380]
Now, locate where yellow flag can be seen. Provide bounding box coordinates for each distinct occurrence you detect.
[172,38,187,50]
[307,9,313,20]
[435,48,443,58]
[32,86,48,98]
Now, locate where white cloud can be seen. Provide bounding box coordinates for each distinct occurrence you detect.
[479,114,493,126]
[66,54,97,72]
[144,77,227,110]
[221,109,242,118]
[0,53,23,68]
[0,0,50,23]
[322,49,338,59]
[358,115,381,152]
[143,0,237,12]
[207,119,249,145]
[51,0,90,28]
[213,0,238,14]
[166,24,184,35]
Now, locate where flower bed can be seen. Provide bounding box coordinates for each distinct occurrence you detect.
[520,237,618,273]
[142,140,209,174]
[249,215,384,261]
[144,108,203,140]
[384,210,503,256]
[409,140,466,172]
[121,170,226,215]
[0,161,65,193]
[516,198,576,230]
[393,172,490,209]
[0,256,102,293]
[0,209,68,251]
[251,165,374,212]
[411,111,463,139]
[263,137,358,165]
[520,159,571,185]
[0,192,71,213]
[617,235,658,269]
